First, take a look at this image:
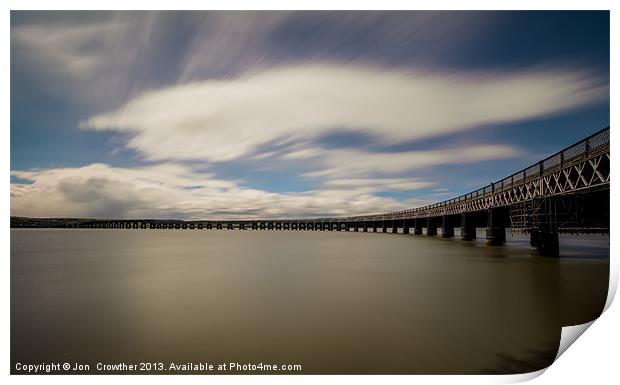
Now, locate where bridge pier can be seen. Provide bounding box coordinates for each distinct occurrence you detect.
[530,230,560,257]
[391,220,398,233]
[413,219,423,235]
[486,208,506,246]
[403,220,410,234]
[460,214,476,240]
[426,218,437,236]
[441,216,454,238]
[227,223,234,230]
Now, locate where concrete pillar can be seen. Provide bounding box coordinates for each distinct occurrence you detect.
[441,216,454,238]
[414,219,423,235]
[391,220,398,233]
[460,214,476,241]
[227,223,234,230]
[530,230,560,257]
[382,221,387,233]
[426,218,437,236]
[403,220,410,234]
[486,208,506,245]
[372,222,377,232]
[363,223,368,232]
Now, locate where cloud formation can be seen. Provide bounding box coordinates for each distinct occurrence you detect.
[300,144,520,178]
[81,64,607,163]
[11,12,609,219]
[11,164,432,220]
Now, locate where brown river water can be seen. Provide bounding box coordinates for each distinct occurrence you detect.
[10,229,609,374]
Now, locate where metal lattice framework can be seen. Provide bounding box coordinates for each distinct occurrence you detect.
[316,127,609,223]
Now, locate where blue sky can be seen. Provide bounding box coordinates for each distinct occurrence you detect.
[10,11,609,219]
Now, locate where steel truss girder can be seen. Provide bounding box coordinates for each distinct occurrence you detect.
[371,152,609,221]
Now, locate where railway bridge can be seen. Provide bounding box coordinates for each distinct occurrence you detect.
[65,127,610,257]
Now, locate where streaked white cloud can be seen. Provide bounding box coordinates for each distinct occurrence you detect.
[281,148,323,160]
[302,144,520,178]
[10,164,428,220]
[324,178,434,191]
[81,63,607,163]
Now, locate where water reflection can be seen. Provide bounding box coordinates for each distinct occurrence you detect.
[11,229,608,374]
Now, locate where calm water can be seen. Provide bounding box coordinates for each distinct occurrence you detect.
[11,229,609,374]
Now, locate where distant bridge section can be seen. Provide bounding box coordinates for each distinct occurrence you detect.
[13,127,609,257]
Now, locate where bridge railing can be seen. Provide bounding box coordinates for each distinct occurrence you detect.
[313,127,609,222]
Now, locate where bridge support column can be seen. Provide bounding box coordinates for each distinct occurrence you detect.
[354,223,359,232]
[486,208,506,246]
[413,219,423,235]
[441,216,454,238]
[426,218,437,236]
[460,214,476,240]
[391,220,398,233]
[530,230,560,257]
[403,220,410,234]
[382,221,387,233]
